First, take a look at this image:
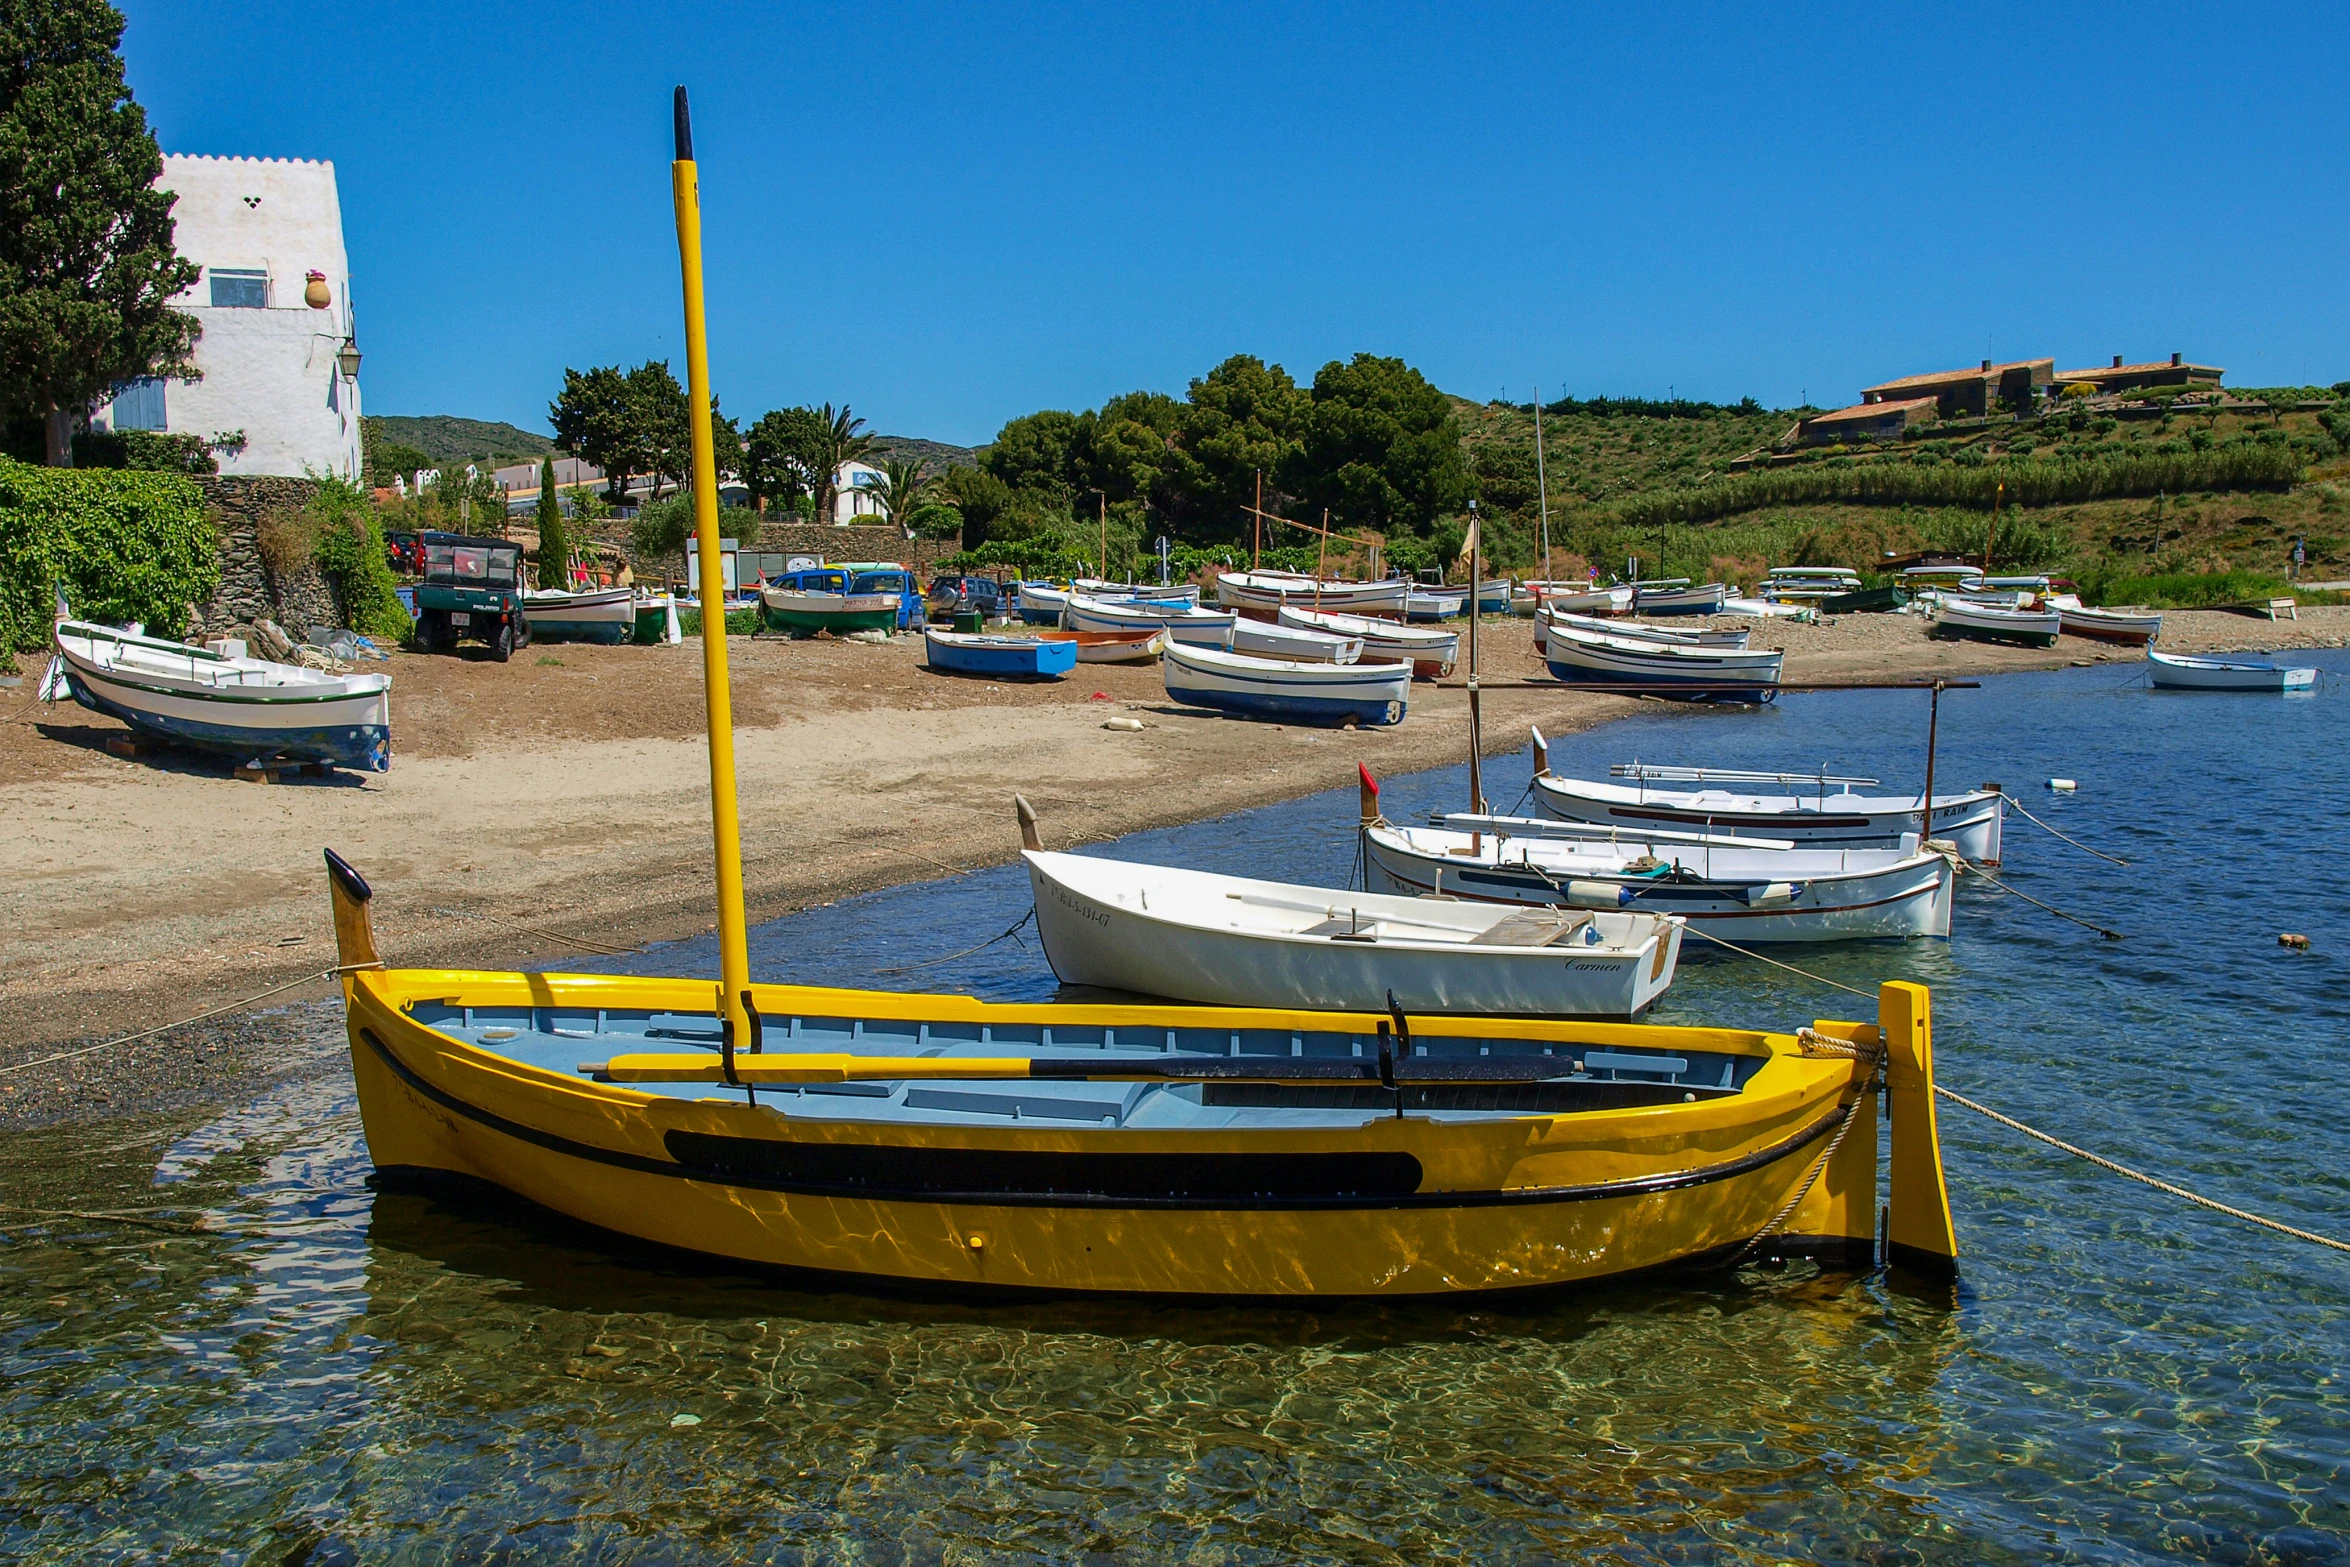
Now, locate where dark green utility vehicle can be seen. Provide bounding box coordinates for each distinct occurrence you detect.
[413,533,532,661]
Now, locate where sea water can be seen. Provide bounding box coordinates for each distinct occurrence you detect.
[3,656,2347,1564]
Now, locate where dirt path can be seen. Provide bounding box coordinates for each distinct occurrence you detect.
[4,604,2342,1074]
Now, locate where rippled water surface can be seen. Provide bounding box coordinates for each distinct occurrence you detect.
[6,656,2349,1564]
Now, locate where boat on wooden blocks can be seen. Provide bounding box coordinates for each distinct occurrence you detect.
[1162,641,1409,725]
[1928,599,2061,647]
[1525,732,2004,860]
[761,585,902,637]
[923,627,1078,679]
[50,618,392,771]
[1542,623,1784,702]
[1277,605,1458,677]
[2146,650,2318,692]
[327,845,1957,1296]
[521,585,636,644]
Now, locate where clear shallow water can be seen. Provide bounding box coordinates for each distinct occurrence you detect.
[5,657,2349,1564]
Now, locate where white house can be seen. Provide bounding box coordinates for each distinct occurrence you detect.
[835,459,886,524]
[92,155,363,481]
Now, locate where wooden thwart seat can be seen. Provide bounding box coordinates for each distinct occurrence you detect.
[1466,910,1594,947]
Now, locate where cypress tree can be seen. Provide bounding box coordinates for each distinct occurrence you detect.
[534,455,568,588]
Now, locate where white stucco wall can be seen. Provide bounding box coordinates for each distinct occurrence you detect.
[835,459,885,523]
[93,155,362,481]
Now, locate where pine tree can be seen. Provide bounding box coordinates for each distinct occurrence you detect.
[0,0,202,462]
[535,456,568,589]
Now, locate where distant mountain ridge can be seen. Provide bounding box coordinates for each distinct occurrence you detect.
[365,415,556,468]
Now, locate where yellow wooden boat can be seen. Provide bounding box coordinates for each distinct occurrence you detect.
[323,87,1959,1299]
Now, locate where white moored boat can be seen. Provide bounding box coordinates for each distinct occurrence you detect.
[2146,650,2318,692]
[1527,738,2004,860]
[1214,571,1409,620]
[521,584,636,644]
[1543,623,1783,702]
[1928,599,2061,647]
[49,618,392,771]
[1162,641,1409,726]
[1228,617,1361,663]
[1023,843,1683,1018]
[1277,605,1458,678]
[2048,597,2162,646]
[1632,580,1728,616]
[1361,813,1954,944]
[1064,592,1235,646]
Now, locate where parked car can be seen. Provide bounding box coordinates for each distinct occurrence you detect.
[925,574,1007,618]
[413,532,531,661]
[384,530,424,575]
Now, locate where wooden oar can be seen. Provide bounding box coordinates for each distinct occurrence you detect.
[579,1053,1707,1088]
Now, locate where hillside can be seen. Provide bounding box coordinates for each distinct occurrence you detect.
[870,434,979,470]
[364,415,556,468]
[1452,390,2350,585]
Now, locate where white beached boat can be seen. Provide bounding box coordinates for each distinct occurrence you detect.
[1633,580,1728,616]
[1541,608,1750,650]
[1076,578,1197,604]
[1361,814,1953,944]
[1527,740,2005,860]
[1929,599,2060,647]
[1405,585,1469,621]
[2047,597,2162,646]
[2146,650,2318,692]
[1214,571,1409,620]
[1538,582,1635,616]
[1162,641,1409,726]
[49,618,392,771]
[1015,581,1071,624]
[1065,592,1236,647]
[1720,596,1817,620]
[1278,605,1459,678]
[1542,623,1784,702]
[521,584,636,644]
[1034,626,1168,663]
[1024,847,1683,1018]
[1229,617,1362,663]
[1761,567,1861,602]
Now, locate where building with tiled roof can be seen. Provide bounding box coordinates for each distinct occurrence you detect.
[1860,359,2054,419]
[2051,353,2224,395]
[1795,396,1939,447]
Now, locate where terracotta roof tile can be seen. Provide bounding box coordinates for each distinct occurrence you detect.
[1862,359,2054,396]
[2053,361,2225,381]
[1806,397,1937,425]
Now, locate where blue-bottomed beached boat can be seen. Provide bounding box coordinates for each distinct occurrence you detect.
[924,627,1079,679]
[50,617,392,771]
[1162,640,1411,725]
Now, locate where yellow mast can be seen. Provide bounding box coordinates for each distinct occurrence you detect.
[670,86,752,1045]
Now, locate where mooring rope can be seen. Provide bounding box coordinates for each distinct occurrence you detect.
[429,906,642,958]
[2003,793,2131,867]
[1681,925,1877,1000]
[1931,1085,2350,1256]
[1961,861,2125,940]
[0,962,380,1078]
[1726,1029,1887,1270]
[870,909,1034,975]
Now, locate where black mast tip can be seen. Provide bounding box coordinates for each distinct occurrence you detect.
[672,86,693,161]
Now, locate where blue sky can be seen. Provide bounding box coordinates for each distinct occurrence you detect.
[120,3,2349,445]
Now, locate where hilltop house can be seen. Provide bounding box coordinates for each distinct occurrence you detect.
[2051,353,2225,396]
[1860,358,2053,420]
[92,156,363,480]
[1795,396,1939,447]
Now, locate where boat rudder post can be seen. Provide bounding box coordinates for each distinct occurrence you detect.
[1881,980,1960,1277]
[1015,794,1041,851]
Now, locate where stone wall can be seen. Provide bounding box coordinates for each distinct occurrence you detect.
[187,475,343,637]
[750,523,964,574]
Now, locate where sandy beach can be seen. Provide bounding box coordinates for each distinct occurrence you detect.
[5,603,2344,1122]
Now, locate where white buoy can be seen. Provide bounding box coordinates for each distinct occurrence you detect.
[2047,778,2077,792]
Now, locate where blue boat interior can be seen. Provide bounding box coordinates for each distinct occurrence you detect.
[406,1001,1762,1127]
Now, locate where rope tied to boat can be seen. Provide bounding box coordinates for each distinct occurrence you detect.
[870,909,1034,975]
[0,962,380,1078]
[2002,792,2131,867]
[1930,1085,2350,1257]
[1960,860,2125,940]
[1727,1031,1886,1271]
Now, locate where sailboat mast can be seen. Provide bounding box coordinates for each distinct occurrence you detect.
[1099,491,1108,581]
[1465,498,1485,813]
[670,86,753,1042]
[1252,470,1262,571]
[1533,384,1551,583]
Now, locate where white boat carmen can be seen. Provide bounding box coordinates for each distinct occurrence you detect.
[1024,848,1684,1017]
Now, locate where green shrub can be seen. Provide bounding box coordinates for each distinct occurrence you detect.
[71,429,220,473]
[674,605,762,636]
[0,457,214,651]
[2070,567,2342,609]
[904,501,964,541]
[307,477,412,641]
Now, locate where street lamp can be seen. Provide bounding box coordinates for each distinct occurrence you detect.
[335,340,362,380]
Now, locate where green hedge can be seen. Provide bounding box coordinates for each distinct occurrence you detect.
[0,458,215,652]
[308,478,414,642]
[2071,567,2342,609]
[674,605,762,637]
[1604,445,2306,531]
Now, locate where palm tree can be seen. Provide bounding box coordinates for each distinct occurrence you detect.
[811,403,876,524]
[874,455,930,530]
